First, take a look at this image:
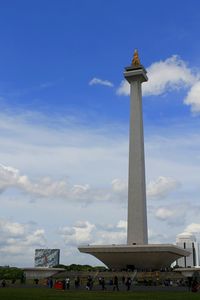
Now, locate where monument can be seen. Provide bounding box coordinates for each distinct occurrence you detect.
[78,51,189,270]
[126,50,148,245]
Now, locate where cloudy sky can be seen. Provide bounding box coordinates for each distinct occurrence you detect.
[1,0,200,267]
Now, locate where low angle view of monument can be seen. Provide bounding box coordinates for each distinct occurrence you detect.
[78,51,190,270]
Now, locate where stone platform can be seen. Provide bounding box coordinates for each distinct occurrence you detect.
[78,244,190,270]
[22,267,65,279]
[174,266,200,277]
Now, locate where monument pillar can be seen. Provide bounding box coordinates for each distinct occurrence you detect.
[124,50,148,245]
[78,51,190,270]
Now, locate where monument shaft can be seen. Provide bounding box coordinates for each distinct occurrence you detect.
[124,65,148,245]
[78,52,190,270]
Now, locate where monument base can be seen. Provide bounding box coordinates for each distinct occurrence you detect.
[78,244,190,270]
[174,267,200,277]
[22,267,65,279]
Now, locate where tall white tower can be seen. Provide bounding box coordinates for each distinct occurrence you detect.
[78,51,190,270]
[124,50,148,245]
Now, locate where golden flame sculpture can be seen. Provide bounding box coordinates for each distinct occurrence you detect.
[132,49,141,67]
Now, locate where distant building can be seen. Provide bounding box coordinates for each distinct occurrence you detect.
[176,233,199,267]
[35,249,60,267]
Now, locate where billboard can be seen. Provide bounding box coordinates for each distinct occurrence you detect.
[35,249,60,267]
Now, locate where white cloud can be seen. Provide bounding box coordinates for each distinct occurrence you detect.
[0,164,71,198]
[148,228,169,244]
[72,185,90,196]
[184,81,200,114]
[155,207,175,220]
[0,165,21,192]
[89,77,114,87]
[116,80,130,96]
[0,164,120,202]
[143,55,195,96]
[117,55,195,97]
[0,110,200,265]
[56,220,128,266]
[25,229,46,246]
[184,223,200,234]
[111,178,127,193]
[112,175,181,200]
[0,219,25,238]
[59,219,127,247]
[95,230,126,245]
[116,55,200,114]
[117,220,127,230]
[91,220,127,245]
[0,111,128,186]
[0,164,127,205]
[147,176,180,199]
[59,221,95,246]
[0,218,46,262]
[0,163,181,204]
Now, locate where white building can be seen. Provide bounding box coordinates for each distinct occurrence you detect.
[176,233,200,267]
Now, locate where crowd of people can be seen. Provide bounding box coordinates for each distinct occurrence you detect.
[51,275,136,291]
[42,274,200,293]
[1,273,200,292]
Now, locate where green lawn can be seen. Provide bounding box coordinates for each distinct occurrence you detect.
[0,289,200,300]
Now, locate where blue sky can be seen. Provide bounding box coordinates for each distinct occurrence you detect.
[1,0,200,267]
[1,0,200,122]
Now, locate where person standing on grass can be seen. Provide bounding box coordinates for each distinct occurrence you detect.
[2,279,6,287]
[49,278,53,288]
[75,276,80,289]
[126,277,131,291]
[86,275,93,290]
[113,276,119,291]
[62,279,66,290]
[101,277,106,290]
[66,277,70,290]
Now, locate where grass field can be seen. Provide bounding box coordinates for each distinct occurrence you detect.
[0,288,200,300]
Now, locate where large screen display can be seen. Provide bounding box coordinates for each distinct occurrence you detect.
[35,249,60,267]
